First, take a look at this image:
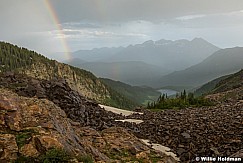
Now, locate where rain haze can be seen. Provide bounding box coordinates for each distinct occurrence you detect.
[0,2,243,161]
[1,0,243,60]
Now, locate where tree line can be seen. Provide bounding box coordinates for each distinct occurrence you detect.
[147,90,213,110]
[0,42,54,72]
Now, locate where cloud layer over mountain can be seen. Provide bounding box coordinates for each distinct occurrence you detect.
[1,0,243,60]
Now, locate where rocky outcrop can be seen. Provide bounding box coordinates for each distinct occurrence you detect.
[0,88,178,162]
[0,72,125,130]
[0,88,86,162]
[23,61,110,102]
[77,127,176,162]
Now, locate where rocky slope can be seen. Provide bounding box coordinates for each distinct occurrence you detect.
[115,73,243,162]
[124,101,243,162]
[0,72,123,130]
[114,71,243,162]
[0,81,177,162]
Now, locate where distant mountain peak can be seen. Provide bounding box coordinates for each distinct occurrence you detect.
[142,40,154,45]
[191,37,208,43]
[192,37,203,40]
[190,37,220,49]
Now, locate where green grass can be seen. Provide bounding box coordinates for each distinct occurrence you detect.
[39,148,71,163]
[77,154,94,163]
[14,156,34,163]
[149,152,162,163]
[15,129,34,148]
[14,148,71,163]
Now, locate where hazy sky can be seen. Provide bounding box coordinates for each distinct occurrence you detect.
[1,0,243,60]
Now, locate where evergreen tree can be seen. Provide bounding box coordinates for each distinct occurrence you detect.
[147,90,213,110]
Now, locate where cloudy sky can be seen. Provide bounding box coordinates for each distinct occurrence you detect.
[1,0,243,60]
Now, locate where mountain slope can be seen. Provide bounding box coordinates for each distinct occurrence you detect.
[194,74,230,96]
[100,78,161,105]
[156,47,243,88]
[72,47,125,62]
[68,60,165,86]
[0,41,135,108]
[204,69,243,102]
[211,69,243,94]
[195,69,243,96]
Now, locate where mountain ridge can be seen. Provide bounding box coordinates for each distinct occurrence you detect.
[72,38,219,70]
[156,47,243,88]
[69,38,219,86]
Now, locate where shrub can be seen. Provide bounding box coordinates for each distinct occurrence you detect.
[15,130,34,148]
[14,155,35,163]
[38,148,71,163]
[77,154,94,163]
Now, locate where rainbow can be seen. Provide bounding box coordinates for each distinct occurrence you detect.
[44,0,72,60]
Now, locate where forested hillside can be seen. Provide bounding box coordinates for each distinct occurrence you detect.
[194,75,230,96]
[101,78,160,105]
[0,42,136,109]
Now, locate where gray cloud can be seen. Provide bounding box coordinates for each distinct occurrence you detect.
[172,10,243,28]
[49,0,243,23]
[62,22,102,29]
[0,0,65,58]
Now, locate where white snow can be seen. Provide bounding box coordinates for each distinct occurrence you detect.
[140,139,180,161]
[99,104,143,116]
